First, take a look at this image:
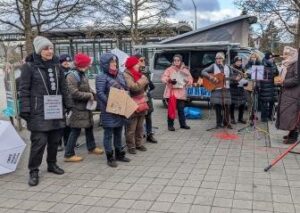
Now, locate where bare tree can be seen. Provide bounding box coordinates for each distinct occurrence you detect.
[0,0,91,54]
[92,0,178,45]
[234,0,300,47]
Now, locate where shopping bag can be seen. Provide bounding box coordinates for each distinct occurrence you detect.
[168,90,177,119]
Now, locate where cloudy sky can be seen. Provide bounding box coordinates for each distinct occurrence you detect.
[170,0,241,29]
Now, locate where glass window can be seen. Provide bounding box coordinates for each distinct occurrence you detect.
[154,52,189,70]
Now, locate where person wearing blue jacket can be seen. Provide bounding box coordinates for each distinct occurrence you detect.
[96,53,131,167]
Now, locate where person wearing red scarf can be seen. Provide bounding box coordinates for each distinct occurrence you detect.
[124,56,149,154]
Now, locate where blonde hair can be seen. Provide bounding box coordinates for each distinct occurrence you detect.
[250,52,259,60]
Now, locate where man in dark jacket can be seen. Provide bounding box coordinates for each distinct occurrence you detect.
[57,54,73,151]
[19,36,66,186]
[259,51,279,122]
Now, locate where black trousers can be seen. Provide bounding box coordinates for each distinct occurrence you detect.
[230,104,245,121]
[260,101,274,120]
[168,100,186,127]
[28,129,63,172]
[215,104,230,126]
[145,112,152,135]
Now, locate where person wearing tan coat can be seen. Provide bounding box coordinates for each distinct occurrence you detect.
[124,56,149,154]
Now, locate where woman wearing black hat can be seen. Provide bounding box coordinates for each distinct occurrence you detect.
[230,56,248,124]
[259,51,279,122]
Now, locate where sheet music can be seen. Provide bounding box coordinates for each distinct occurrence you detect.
[170,71,187,88]
[251,65,264,80]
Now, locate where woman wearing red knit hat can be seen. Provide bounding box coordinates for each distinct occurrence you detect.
[124,56,149,154]
[64,53,104,162]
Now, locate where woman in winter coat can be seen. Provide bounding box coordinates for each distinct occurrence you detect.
[64,53,104,162]
[230,56,248,124]
[124,56,149,154]
[161,54,193,131]
[259,51,279,122]
[96,53,130,167]
[19,36,66,186]
[275,46,300,144]
[245,52,262,70]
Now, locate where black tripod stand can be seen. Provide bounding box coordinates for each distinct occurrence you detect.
[237,67,271,147]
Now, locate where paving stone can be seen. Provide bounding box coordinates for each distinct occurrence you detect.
[169,203,191,213]
[150,201,172,212]
[189,205,211,213]
[113,199,135,209]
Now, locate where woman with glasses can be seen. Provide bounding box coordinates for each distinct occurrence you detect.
[201,52,233,129]
[161,54,193,131]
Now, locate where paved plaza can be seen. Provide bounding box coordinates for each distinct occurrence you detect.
[1,73,300,213]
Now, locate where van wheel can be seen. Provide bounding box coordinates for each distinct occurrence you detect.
[162,99,168,108]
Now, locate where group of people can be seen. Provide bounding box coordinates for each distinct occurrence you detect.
[19,36,158,186]
[18,35,299,187]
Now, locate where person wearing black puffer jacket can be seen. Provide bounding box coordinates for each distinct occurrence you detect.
[259,51,279,122]
[19,36,67,186]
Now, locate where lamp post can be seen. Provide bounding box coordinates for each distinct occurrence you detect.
[191,0,197,30]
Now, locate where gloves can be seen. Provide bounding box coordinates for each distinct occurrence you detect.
[169,79,177,85]
[20,112,30,121]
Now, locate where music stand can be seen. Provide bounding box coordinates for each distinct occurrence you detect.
[237,66,270,147]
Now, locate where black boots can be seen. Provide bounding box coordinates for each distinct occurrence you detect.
[106,150,131,168]
[48,164,64,175]
[284,131,298,144]
[106,151,117,167]
[147,133,158,143]
[28,170,39,186]
[115,149,131,162]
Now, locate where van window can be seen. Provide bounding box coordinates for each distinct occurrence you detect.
[154,52,189,70]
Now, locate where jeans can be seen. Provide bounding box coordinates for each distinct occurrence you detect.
[65,126,96,157]
[145,112,152,135]
[103,127,123,153]
[28,129,63,172]
[167,99,186,127]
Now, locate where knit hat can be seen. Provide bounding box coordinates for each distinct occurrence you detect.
[173,54,183,61]
[74,53,91,68]
[59,54,72,64]
[234,56,242,63]
[125,56,139,68]
[33,36,53,54]
[264,51,273,60]
[215,52,225,59]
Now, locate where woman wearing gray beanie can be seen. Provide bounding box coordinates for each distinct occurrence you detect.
[19,36,67,186]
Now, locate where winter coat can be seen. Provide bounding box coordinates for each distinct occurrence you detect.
[161,65,193,100]
[66,69,94,128]
[259,58,279,102]
[19,53,67,132]
[230,65,247,106]
[96,53,128,128]
[276,62,300,130]
[245,60,262,70]
[142,67,155,114]
[124,69,149,117]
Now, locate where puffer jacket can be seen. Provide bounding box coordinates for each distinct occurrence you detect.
[66,69,94,128]
[96,53,128,128]
[259,58,279,102]
[19,53,67,132]
[124,69,149,116]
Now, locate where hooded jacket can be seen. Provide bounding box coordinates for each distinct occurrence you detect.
[96,53,128,128]
[19,53,67,131]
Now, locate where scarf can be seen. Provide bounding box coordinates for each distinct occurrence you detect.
[129,67,142,82]
[109,68,118,77]
[280,46,298,81]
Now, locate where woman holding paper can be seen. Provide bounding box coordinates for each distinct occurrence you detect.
[124,56,149,154]
[96,53,131,167]
[275,46,300,144]
[161,54,193,131]
[64,53,104,162]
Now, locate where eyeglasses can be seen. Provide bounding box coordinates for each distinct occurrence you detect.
[173,59,181,62]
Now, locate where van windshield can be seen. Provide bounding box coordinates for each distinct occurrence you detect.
[154,52,189,70]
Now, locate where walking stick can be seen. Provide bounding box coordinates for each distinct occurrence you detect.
[264,140,300,172]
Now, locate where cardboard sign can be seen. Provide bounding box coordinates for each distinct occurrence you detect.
[44,95,63,120]
[106,88,138,118]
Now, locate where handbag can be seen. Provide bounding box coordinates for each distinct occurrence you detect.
[132,95,149,113]
[168,90,177,119]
